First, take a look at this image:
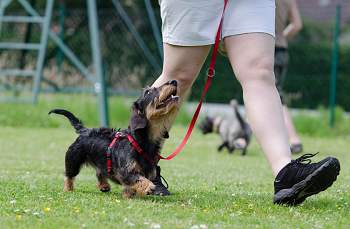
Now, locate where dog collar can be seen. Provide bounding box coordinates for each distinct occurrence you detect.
[107,132,155,178]
[213,117,222,133]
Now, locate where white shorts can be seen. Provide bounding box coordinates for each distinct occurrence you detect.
[159,0,275,54]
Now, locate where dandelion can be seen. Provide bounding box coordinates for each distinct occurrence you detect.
[241,197,245,200]
[16,215,21,219]
[212,188,215,191]
[94,211,98,214]
[45,208,50,212]
[234,204,238,207]
[239,212,243,215]
[203,209,207,212]
[74,207,78,210]
[335,205,339,208]
[203,186,207,189]
[75,210,79,213]
[101,211,105,214]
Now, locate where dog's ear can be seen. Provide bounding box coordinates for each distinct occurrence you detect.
[129,108,148,131]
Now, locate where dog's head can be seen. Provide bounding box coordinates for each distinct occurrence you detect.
[199,116,215,134]
[129,80,180,141]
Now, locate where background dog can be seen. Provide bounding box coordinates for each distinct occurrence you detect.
[49,80,179,198]
[199,99,252,155]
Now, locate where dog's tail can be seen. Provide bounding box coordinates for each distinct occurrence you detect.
[49,109,87,134]
[230,99,246,130]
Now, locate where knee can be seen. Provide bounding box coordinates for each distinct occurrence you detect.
[236,57,275,87]
[163,67,199,92]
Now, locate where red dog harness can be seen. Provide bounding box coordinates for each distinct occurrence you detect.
[106,132,155,183]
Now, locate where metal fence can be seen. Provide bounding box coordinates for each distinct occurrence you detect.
[1,4,350,110]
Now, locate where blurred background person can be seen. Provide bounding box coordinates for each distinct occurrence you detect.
[275,0,303,154]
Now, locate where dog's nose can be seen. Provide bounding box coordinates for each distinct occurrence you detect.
[168,80,177,86]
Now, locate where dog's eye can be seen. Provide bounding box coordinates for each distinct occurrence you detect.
[147,91,153,95]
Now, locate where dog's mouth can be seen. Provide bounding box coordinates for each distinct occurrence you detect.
[156,89,179,109]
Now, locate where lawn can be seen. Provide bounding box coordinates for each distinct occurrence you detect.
[0,93,349,228]
[0,125,349,229]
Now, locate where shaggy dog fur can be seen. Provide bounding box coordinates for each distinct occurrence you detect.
[49,80,179,198]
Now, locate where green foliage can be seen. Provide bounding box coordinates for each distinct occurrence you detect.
[293,105,350,138]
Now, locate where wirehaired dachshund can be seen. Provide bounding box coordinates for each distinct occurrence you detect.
[49,80,179,198]
[199,99,252,155]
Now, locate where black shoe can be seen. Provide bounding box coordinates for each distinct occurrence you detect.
[290,143,303,154]
[273,153,340,206]
[151,166,171,196]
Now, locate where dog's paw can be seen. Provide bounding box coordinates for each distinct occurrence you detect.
[122,188,136,199]
[147,185,156,195]
[99,186,111,192]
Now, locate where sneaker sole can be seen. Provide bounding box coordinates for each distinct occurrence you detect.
[273,157,340,206]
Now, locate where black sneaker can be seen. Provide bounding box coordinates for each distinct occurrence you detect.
[290,143,303,154]
[151,165,171,196]
[273,153,340,206]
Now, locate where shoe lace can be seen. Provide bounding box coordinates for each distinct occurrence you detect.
[159,175,169,189]
[295,152,319,165]
[154,164,169,189]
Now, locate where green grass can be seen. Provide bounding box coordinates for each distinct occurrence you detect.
[0,92,192,129]
[0,93,350,228]
[0,127,349,228]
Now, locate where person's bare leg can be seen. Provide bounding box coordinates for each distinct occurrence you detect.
[224,33,291,177]
[282,105,301,145]
[152,44,211,137]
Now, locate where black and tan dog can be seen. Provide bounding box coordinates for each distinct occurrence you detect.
[49,80,179,198]
[199,99,251,155]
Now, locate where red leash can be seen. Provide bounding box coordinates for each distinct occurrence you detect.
[157,0,228,160]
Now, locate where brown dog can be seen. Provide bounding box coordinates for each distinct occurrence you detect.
[49,80,179,198]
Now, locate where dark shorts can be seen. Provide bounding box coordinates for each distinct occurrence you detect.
[274,47,289,104]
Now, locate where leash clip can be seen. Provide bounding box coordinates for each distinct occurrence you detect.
[115,131,124,137]
[206,68,215,77]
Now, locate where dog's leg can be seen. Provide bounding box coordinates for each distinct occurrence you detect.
[130,177,156,196]
[64,176,75,191]
[228,146,235,154]
[122,187,136,199]
[218,141,228,152]
[63,145,86,191]
[94,167,111,192]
